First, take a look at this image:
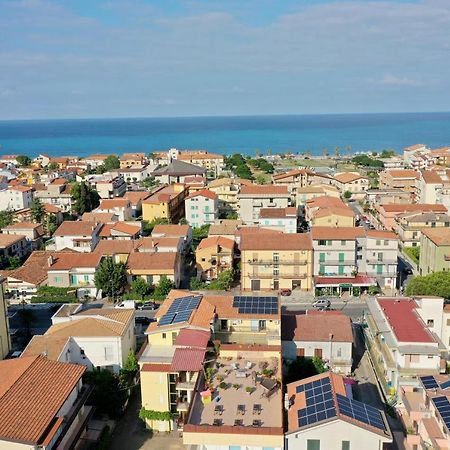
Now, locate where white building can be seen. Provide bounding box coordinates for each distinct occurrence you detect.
[258,206,298,233]
[94,198,133,221]
[52,221,102,252]
[282,311,353,374]
[286,372,392,450]
[185,189,218,228]
[0,185,34,211]
[365,296,445,398]
[23,305,135,373]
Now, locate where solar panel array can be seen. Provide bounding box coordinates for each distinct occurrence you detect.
[440,380,450,390]
[336,394,386,431]
[420,375,440,390]
[233,296,278,314]
[296,376,337,427]
[432,396,450,430]
[158,295,202,327]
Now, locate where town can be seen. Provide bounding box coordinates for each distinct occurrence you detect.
[2,143,450,450]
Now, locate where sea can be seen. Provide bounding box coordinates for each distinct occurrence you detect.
[0,112,449,158]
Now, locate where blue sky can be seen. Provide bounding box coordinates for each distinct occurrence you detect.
[0,0,449,119]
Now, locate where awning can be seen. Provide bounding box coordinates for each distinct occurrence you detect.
[314,274,377,288]
[175,329,210,349]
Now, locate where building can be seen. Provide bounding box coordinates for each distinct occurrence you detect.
[295,184,340,207]
[208,219,242,240]
[240,232,313,291]
[195,236,234,280]
[23,305,135,373]
[365,296,445,398]
[176,150,224,177]
[0,355,92,450]
[123,190,150,217]
[152,224,192,253]
[282,311,353,374]
[2,222,44,250]
[94,198,133,221]
[376,203,448,231]
[185,189,218,228]
[0,185,34,211]
[47,252,102,298]
[84,154,110,168]
[258,207,298,233]
[139,290,284,450]
[120,152,146,168]
[395,211,450,248]
[127,251,181,287]
[285,372,392,450]
[365,189,413,209]
[142,184,188,223]
[208,177,252,213]
[0,278,10,358]
[153,159,206,184]
[34,179,73,212]
[416,169,450,210]
[332,172,369,199]
[85,174,127,199]
[398,375,450,449]
[0,233,29,260]
[52,221,102,252]
[305,196,355,227]
[420,228,450,276]
[379,169,419,197]
[238,184,290,224]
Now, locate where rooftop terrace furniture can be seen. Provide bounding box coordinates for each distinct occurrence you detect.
[214,405,223,415]
[234,419,243,426]
[253,404,262,415]
[245,361,253,370]
[237,404,245,415]
[252,419,262,427]
[213,418,222,426]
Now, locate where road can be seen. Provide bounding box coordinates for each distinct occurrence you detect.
[282,301,367,322]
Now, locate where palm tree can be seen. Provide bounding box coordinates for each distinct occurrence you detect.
[322,148,329,158]
[334,146,340,158]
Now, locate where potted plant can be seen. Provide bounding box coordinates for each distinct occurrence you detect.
[245,386,253,395]
[219,382,228,390]
[233,383,240,390]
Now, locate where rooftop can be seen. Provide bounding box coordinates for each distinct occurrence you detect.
[197,236,234,251]
[240,232,312,251]
[259,207,297,219]
[153,159,206,176]
[187,189,217,200]
[152,223,190,237]
[0,233,26,247]
[98,198,130,209]
[334,172,367,183]
[384,169,419,179]
[380,203,447,213]
[239,184,289,196]
[126,251,177,272]
[53,220,99,237]
[422,228,450,246]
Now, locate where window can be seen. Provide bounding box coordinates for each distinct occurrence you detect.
[337,348,342,357]
[384,240,389,245]
[342,441,350,450]
[376,239,381,246]
[54,276,62,283]
[162,333,166,339]
[341,240,346,245]
[318,240,326,246]
[273,267,279,276]
[84,275,89,282]
[273,253,279,262]
[307,439,320,450]
[427,319,434,327]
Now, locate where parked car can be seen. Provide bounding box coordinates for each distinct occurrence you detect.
[280,288,292,297]
[138,301,159,311]
[135,316,153,325]
[313,298,331,308]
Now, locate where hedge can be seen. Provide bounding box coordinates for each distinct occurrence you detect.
[139,407,173,422]
[30,296,79,303]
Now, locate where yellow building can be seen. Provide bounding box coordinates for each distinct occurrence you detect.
[208,177,252,213]
[0,278,11,358]
[195,236,234,280]
[305,195,355,227]
[240,232,313,291]
[119,152,146,168]
[139,289,284,450]
[142,184,187,223]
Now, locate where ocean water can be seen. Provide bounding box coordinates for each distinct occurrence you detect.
[0,112,449,158]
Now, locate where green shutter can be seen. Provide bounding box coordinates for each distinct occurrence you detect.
[319,253,326,262]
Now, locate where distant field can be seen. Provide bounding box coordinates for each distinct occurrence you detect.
[275,158,357,171]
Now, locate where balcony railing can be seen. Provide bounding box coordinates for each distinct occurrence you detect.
[247,272,307,279]
[365,258,398,265]
[176,373,198,391]
[318,260,356,265]
[247,259,308,266]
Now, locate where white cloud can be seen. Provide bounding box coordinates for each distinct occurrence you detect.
[369,74,425,87]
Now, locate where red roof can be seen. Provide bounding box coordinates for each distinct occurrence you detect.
[378,298,435,343]
[187,189,217,200]
[170,348,205,372]
[175,329,210,349]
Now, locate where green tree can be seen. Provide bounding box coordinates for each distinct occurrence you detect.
[30,198,45,223]
[142,217,169,235]
[94,257,128,300]
[131,277,150,300]
[404,246,420,264]
[0,210,13,228]
[43,214,58,236]
[7,256,22,269]
[225,211,238,220]
[152,275,175,300]
[123,350,139,373]
[192,224,210,249]
[209,269,235,291]
[380,149,396,159]
[16,155,31,167]
[343,190,353,200]
[47,162,59,170]
[140,176,157,190]
[255,174,267,185]
[103,155,120,171]
[406,271,450,298]
[72,181,100,215]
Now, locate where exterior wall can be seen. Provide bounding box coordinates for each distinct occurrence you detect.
[0,236,29,259]
[0,283,11,358]
[54,231,100,253]
[313,239,357,277]
[258,216,297,233]
[420,234,450,275]
[238,196,290,224]
[196,246,233,280]
[311,214,354,227]
[183,431,283,449]
[241,249,313,291]
[442,312,450,350]
[0,188,34,211]
[185,196,218,228]
[285,418,390,450]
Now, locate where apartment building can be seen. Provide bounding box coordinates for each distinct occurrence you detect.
[142,184,188,223]
[139,290,283,448]
[333,171,369,199]
[52,220,102,252]
[0,185,34,210]
[195,236,234,280]
[282,311,353,374]
[365,189,414,209]
[85,174,127,199]
[238,184,290,224]
[152,223,192,252]
[295,184,340,206]
[120,152,146,168]
[379,169,419,197]
[286,372,392,450]
[123,190,150,217]
[403,144,431,169]
[23,305,135,373]
[185,189,218,228]
[376,203,448,230]
[0,279,10,358]
[0,356,92,450]
[0,233,29,260]
[2,222,44,250]
[305,196,355,227]
[419,228,450,276]
[153,159,206,184]
[176,149,224,177]
[208,177,252,213]
[84,153,109,168]
[395,211,450,247]
[365,296,445,398]
[94,198,133,221]
[35,179,74,212]
[398,375,450,449]
[98,221,141,240]
[257,206,298,233]
[416,169,450,210]
[240,232,313,291]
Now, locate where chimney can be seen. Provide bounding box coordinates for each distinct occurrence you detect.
[47,255,54,267]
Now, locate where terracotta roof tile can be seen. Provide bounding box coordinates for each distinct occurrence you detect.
[170,348,205,371]
[22,335,70,360]
[152,224,190,237]
[384,169,419,179]
[239,185,289,196]
[175,329,211,348]
[54,221,99,237]
[380,204,447,213]
[48,252,102,270]
[197,236,234,251]
[334,172,367,183]
[98,198,130,209]
[311,227,365,240]
[259,207,297,219]
[0,234,26,247]
[422,228,450,246]
[127,251,177,272]
[123,191,151,204]
[187,189,217,200]
[82,212,117,222]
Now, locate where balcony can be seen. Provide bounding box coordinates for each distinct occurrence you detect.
[247,272,307,279]
[176,372,198,391]
[366,258,398,265]
[247,259,308,266]
[318,259,355,265]
[177,401,190,411]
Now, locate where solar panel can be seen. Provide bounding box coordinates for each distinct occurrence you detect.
[232,295,278,314]
[159,295,202,326]
[420,376,440,390]
[158,313,176,326]
[336,394,386,431]
[441,380,450,390]
[433,396,450,431]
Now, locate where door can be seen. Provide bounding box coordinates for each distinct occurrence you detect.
[377,264,383,275]
[273,279,279,290]
[251,279,260,291]
[314,348,323,358]
[319,253,325,263]
[338,265,345,276]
